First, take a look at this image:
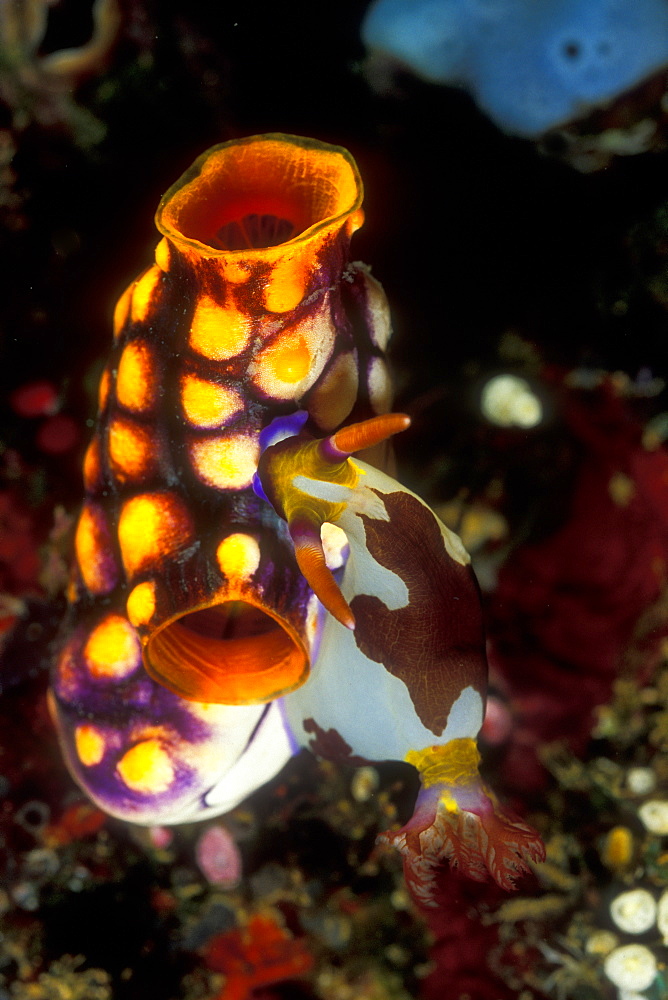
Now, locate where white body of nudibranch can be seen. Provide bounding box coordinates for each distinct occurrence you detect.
[259,413,544,903]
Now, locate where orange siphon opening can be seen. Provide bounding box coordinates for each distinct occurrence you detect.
[156,133,363,254]
[145,600,309,705]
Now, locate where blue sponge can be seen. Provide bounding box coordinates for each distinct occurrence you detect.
[362,0,668,136]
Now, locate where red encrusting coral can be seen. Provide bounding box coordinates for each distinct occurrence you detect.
[487,377,668,788]
[420,873,517,1000]
[202,910,314,1000]
[43,801,107,847]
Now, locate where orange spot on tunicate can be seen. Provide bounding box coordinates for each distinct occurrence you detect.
[180,374,243,429]
[118,492,194,577]
[251,306,334,401]
[263,257,308,314]
[189,295,252,361]
[126,580,157,627]
[98,368,111,411]
[154,238,171,272]
[216,533,261,581]
[113,285,133,339]
[266,335,311,384]
[130,265,162,324]
[83,436,102,491]
[75,724,106,766]
[74,503,118,595]
[83,614,141,679]
[189,433,260,490]
[116,340,158,412]
[117,738,174,794]
[108,418,157,483]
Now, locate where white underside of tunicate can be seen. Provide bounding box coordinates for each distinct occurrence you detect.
[201,701,295,816]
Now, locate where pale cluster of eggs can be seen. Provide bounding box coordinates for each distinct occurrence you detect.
[588,887,668,998]
[593,765,668,997]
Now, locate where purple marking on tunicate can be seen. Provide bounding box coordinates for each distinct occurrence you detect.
[251,470,269,503]
[259,410,309,452]
[277,696,302,756]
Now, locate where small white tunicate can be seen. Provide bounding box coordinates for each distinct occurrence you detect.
[638,800,668,835]
[585,929,618,955]
[480,374,543,429]
[657,889,668,944]
[626,767,656,795]
[610,889,657,934]
[603,944,657,992]
[351,766,380,802]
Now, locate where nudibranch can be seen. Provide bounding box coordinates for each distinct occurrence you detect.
[258,412,544,901]
[50,132,543,900]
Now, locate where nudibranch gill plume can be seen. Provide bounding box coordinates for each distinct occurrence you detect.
[50,133,543,903]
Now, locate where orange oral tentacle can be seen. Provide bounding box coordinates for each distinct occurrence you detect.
[290,522,355,630]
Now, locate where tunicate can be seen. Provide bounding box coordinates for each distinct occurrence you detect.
[626,767,656,795]
[603,944,657,992]
[657,889,668,945]
[638,799,668,835]
[609,889,656,934]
